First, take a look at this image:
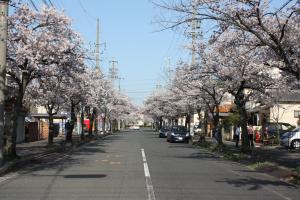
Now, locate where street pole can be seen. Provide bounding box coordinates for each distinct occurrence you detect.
[95,18,101,74]
[0,0,9,166]
[191,5,196,66]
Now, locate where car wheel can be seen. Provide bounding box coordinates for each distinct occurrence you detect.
[291,139,300,149]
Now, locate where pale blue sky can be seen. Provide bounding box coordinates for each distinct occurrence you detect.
[23,0,190,105]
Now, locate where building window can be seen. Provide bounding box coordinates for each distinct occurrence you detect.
[294,110,300,118]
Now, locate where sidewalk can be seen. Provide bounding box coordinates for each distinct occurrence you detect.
[199,137,300,168]
[0,133,101,176]
[192,136,300,185]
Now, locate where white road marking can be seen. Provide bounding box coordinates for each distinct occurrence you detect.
[141,149,156,200]
[141,149,147,162]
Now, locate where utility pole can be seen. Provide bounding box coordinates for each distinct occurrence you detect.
[0,0,9,165]
[95,18,101,75]
[109,58,118,84]
[165,57,173,83]
[156,80,162,90]
[190,4,199,66]
[117,77,124,91]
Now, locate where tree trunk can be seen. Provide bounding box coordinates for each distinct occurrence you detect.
[93,109,98,135]
[9,70,29,157]
[185,114,191,132]
[48,114,54,145]
[9,86,24,157]
[198,109,206,143]
[204,109,208,136]
[196,108,201,124]
[155,120,159,131]
[80,108,84,140]
[88,114,94,137]
[212,108,223,146]
[261,113,267,142]
[235,93,251,153]
[109,118,112,134]
[66,101,75,143]
[159,117,163,130]
[102,116,106,134]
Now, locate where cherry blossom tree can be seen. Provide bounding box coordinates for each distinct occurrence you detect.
[199,29,282,152]
[62,68,89,142]
[170,63,227,145]
[107,91,136,131]
[144,90,172,130]
[154,0,300,83]
[6,4,85,153]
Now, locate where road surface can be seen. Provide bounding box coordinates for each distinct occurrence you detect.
[0,129,299,200]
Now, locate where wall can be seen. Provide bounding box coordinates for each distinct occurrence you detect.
[269,103,300,127]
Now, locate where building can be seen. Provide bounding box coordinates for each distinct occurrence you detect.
[248,90,300,127]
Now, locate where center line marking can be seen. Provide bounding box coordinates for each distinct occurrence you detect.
[141,148,156,200]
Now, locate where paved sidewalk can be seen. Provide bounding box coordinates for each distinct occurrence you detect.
[0,133,108,176]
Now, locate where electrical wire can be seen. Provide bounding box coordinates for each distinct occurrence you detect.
[77,0,97,21]
[47,0,54,7]
[29,0,39,11]
[41,0,49,6]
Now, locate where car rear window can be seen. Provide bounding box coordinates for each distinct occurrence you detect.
[172,126,187,132]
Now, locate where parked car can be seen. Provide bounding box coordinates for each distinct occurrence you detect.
[265,122,295,137]
[280,127,300,149]
[166,125,190,143]
[159,127,170,138]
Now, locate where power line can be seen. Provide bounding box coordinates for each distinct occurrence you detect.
[41,0,49,6]
[47,0,54,7]
[77,0,96,21]
[29,0,39,11]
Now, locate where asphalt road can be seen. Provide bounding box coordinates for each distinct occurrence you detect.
[0,129,299,200]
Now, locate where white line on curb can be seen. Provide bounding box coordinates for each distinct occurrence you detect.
[141,148,156,200]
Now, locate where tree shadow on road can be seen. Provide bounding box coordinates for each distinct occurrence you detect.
[168,151,220,161]
[168,144,196,149]
[9,134,124,176]
[215,177,297,190]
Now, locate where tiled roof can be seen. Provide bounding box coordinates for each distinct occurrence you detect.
[277,90,300,102]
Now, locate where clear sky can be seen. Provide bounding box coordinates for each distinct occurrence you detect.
[24,0,190,106]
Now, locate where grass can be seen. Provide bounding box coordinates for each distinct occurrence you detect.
[247,161,275,170]
[291,167,300,185]
[195,141,249,162]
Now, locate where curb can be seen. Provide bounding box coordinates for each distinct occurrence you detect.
[0,133,110,176]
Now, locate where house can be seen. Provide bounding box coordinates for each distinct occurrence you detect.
[247,90,300,127]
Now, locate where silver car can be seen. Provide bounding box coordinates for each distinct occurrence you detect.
[280,127,300,149]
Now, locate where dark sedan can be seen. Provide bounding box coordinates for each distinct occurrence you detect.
[166,125,190,143]
[159,127,170,138]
